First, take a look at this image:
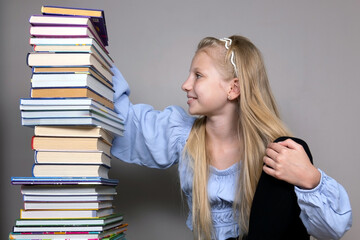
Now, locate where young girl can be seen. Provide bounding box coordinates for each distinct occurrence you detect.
[111,35,352,239]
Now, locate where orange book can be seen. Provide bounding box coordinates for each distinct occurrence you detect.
[31,136,111,156]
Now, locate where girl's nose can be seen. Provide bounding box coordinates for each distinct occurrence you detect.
[181,75,192,92]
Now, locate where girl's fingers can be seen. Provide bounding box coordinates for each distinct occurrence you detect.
[263,156,276,169]
[263,163,276,177]
[265,147,278,161]
[278,138,300,150]
[267,142,286,154]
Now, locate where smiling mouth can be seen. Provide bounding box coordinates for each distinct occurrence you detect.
[187,97,196,105]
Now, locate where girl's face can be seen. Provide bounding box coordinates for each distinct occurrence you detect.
[182,50,231,116]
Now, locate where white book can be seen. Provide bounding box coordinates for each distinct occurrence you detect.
[27,52,113,81]
[32,164,110,178]
[21,117,123,136]
[35,151,112,167]
[15,213,122,226]
[13,221,123,233]
[22,111,123,130]
[34,126,114,145]
[31,73,114,102]
[20,207,114,219]
[24,201,113,210]
[21,108,122,125]
[21,185,117,196]
[9,226,125,239]
[30,37,99,45]
[20,98,119,118]
[23,194,114,202]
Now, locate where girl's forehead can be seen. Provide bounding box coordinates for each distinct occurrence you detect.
[192,48,233,79]
[191,51,215,68]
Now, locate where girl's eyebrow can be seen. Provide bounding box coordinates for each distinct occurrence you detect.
[191,67,202,73]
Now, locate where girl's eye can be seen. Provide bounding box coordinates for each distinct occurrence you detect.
[195,73,202,79]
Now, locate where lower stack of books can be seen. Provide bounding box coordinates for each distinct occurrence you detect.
[10,178,127,240]
[10,102,127,239]
[9,124,128,240]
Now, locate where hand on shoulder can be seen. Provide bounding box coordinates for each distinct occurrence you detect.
[263,138,321,189]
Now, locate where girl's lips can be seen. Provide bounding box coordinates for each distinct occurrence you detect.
[187,97,196,105]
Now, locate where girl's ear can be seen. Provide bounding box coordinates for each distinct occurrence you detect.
[227,78,240,100]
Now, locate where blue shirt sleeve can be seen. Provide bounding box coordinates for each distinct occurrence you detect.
[110,66,195,169]
[295,169,352,239]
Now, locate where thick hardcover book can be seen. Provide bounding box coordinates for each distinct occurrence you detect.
[20,184,117,196]
[22,108,122,126]
[34,126,114,144]
[20,207,114,219]
[30,37,113,66]
[23,200,113,210]
[31,71,113,89]
[30,87,114,110]
[30,73,114,101]
[22,194,115,202]
[13,220,123,233]
[34,151,112,167]
[30,25,106,52]
[14,213,123,226]
[9,227,127,240]
[41,5,109,47]
[27,52,113,82]
[32,66,112,84]
[11,176,118,186]
[23,118,123,136]
[31,136,112,155]
[31,163,110,179]
[19,98,119,117]
[22,117,123,136]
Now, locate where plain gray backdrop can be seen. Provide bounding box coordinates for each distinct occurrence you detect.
[1,0,358,239]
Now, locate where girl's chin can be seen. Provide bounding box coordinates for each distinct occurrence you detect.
[187,108,196,115]
[187,108,202,116]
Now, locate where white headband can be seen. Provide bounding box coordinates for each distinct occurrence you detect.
[219,38,238,77]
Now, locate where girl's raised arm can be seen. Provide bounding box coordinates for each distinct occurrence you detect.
[110,66,195,169]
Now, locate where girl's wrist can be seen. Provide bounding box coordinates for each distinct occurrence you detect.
[299,167,321,190]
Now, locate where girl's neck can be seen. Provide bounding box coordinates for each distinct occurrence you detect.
[205,113,242,170]
[205,109,239,142]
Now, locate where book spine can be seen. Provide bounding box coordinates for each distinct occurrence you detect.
[19,209,24,219]
[87,27,107,53]
[31,136,35,150]
[34,150,38,163]
[31,163,36,177]
[25,52,30,68]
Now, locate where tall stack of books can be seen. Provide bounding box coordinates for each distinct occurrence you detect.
[9,6,127,240]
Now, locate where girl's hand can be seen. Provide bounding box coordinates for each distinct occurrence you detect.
[263,138,321,189]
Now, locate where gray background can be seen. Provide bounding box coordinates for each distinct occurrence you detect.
[1,0,359,239]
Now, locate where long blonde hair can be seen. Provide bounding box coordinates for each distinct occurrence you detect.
[184,35,291,239]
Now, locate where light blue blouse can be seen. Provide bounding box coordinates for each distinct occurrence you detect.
[110,67,352,240]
